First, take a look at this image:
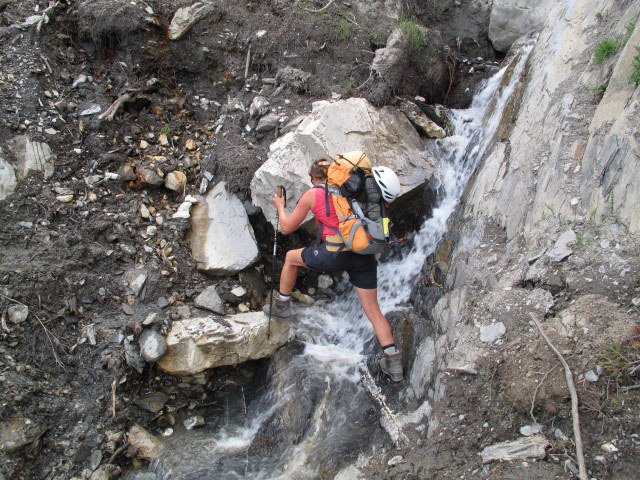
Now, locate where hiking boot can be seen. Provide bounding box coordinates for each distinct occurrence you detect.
[263,297,292,320]
[379,351,403,382]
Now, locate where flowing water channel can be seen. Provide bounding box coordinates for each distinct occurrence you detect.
[147,36,537,480]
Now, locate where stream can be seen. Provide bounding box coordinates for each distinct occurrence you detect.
[145,36,537,480]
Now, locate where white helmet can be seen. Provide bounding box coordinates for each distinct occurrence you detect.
[372,166,401,202]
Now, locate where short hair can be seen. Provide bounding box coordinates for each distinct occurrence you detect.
[308,158,331,180]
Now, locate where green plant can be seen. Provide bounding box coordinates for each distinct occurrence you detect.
[595,38,619,63]
[631,46,640,86]
[575,231,585,247]
[333,18,354,41]
[159,125,171,136]
[396,18,425,53]
[598,343,631,379]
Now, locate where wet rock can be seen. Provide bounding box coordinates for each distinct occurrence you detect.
[139,329,167,362]
[318,275,333,289]
[0,417,45,452]
[256,113,280,132]
[480,434,549,463]
[133,392,169,413]
[251,98,436,227]
[90,464,120,480]
[194,286,224,314]
[7,135,54,180]
[480,322,505,342]
[291,291,313,305]
[489,0,556,52]
[547,230,576,262]
[127,425,163,460]
[7,304,28,324]
[125,269,147,297]
[157,313,290,375]
[183,416,205,430]
[188,182,259,274]
[164,171,186,192]
[249,96,270,118]
[168,2,218,40]
[398,100,447,139]
[139,168,164,187]
[0,150,17,201]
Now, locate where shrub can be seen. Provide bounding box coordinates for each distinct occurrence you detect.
[595,38,619,63]
[396,18,424,53]
[631,46,640,86]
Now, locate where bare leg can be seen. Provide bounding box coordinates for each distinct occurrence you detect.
[279,248,307,296]
[354,287,394,346]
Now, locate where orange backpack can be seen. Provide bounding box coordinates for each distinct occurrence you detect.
[323,151,392,255]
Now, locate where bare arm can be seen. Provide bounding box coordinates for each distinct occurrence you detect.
[274,188,315,234]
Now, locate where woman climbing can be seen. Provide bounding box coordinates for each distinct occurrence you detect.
[263,155,404,382]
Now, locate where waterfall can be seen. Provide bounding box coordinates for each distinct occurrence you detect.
[146,35,537,480]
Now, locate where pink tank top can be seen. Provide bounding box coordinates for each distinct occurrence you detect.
[312,186,339,240]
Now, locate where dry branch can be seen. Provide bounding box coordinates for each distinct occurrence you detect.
[530,313,587,480]
[98,93,133,121]
[304,0,336,13]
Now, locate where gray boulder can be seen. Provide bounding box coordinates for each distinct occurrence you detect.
[250,98,436,228]
[194,286,225,314]
[139,329,168,362]
[188,182,259,274]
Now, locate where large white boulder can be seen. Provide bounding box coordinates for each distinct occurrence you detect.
[250,98,436,227]
[489,0,557,52]
[0,150,17,201]
[188,182,260,274]
[156,312,290,375]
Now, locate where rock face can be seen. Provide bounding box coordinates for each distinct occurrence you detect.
[7,136,54,180]
[157,312,290,375]
[188,182,259,274]
[488,0,556,52]
[250,98,436,227]
[0,150,17,201]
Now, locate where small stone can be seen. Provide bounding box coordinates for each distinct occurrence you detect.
[127,425,163,459]
[594,455,606,464]
[57,194,74,202]
[122,304,134,316]
[238,303,250,313]
[80,105,102,116]
[185,139,197,150]
[0,417,45,452]
[480,322,506,342]
[256,113,280,132]
[157,297,169,309]
[140,140,150,149]
[139,168,164,187]
[631,297,640,307]
[172,201,193,219]
[139,329,167,362]
[45,128,58,135]
[72,75,87,88]
[117,164,137,182]
[387,455,403,466]
[183,416,205,430]
[570,197,579,207]
[585,370,599,382]
[164,171,187,192]
[7,304,28,324]
[143,313,158,325]
[125,269,147,297]
[249,96,270,118]
[318,275,333,289]
[520,423,544,436]
[159,134,169,146]
[194,286,224,314]
[231,286,247,297]
[89,450,102,471]
[162,428,173,437]
[134,392,169,413]
[146,226,157,236]
[601,443,618,453]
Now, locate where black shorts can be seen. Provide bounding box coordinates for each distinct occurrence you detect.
[301,243,377,289]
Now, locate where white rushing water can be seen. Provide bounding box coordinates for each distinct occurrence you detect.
[149,36,537,480]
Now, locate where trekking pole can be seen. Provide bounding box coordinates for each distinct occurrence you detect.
[267,185,286,339]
